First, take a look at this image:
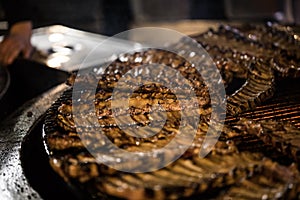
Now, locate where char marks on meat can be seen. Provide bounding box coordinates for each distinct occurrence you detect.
[226,60,275,115]
[191,23,300,115]
[43,22,300,199]
[193,23,300,78]
[45,91,300,199]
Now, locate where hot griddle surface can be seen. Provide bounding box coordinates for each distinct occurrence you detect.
[20,75,300,199]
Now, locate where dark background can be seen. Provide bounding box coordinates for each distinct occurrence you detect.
[0,0,294,36]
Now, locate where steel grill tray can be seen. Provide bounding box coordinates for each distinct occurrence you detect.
[20,75,300,200]
[38,50,300,198]
[1,23,300,200]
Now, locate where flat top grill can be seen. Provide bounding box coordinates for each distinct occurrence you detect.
[0,23,300,199]
[2,76,296,200]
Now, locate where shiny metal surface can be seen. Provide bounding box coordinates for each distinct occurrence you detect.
[31,25,141,72]
[0,83,69,200]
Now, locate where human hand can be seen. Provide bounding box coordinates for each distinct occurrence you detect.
[0,21,33,66]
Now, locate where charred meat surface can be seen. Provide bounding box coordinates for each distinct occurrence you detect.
[192,23,300,78]
[44,90,300,199]
[238,118,300,166]
[42,23,300,199]
[190,22,299,115]
[226,60,275,116]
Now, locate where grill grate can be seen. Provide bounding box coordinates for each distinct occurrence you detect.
[226,78,300,128]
